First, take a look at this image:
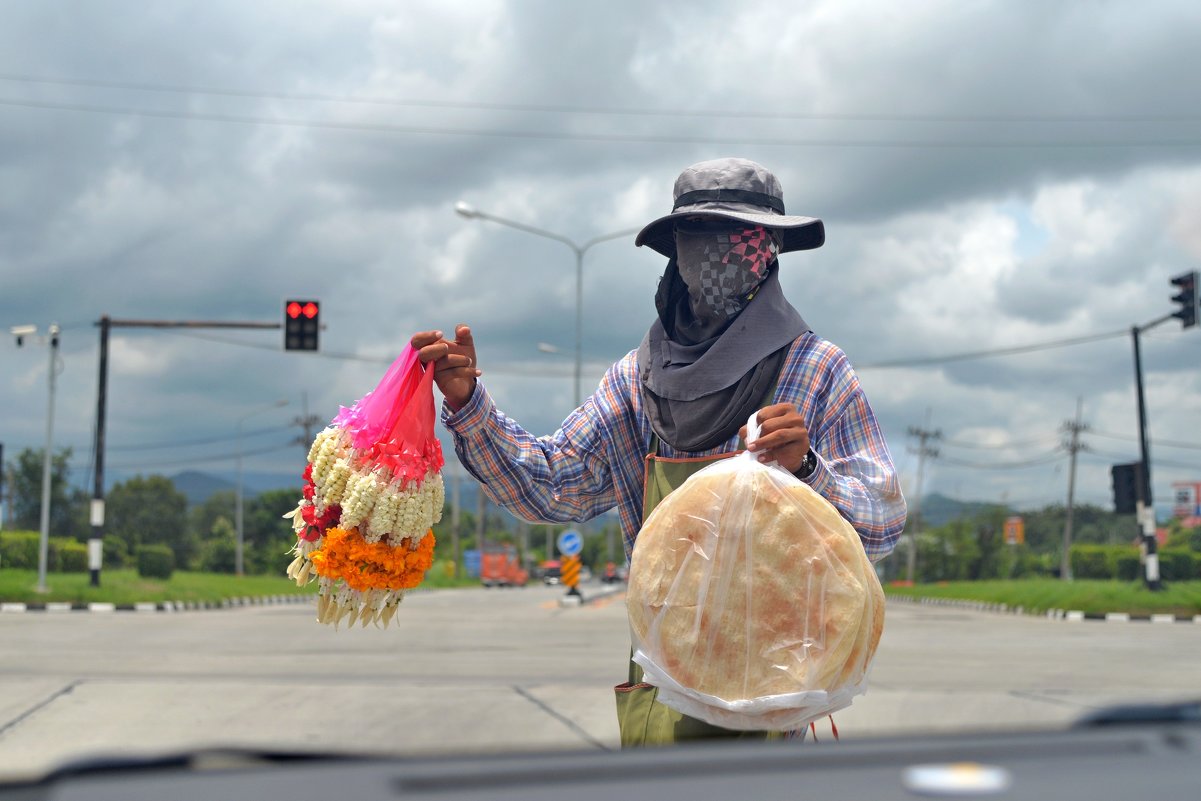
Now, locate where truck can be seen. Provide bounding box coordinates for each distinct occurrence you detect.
[480,545,528,588]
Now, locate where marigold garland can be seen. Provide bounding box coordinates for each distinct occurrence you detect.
[283,345,444,629]
[307,528,435,593]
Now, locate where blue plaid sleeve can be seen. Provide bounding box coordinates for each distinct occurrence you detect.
[782,336,907,561]
[441,378,618,524]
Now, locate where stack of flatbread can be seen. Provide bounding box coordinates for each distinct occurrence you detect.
[627,456,885,730]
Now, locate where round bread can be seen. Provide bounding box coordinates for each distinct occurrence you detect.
[627,464,884,703]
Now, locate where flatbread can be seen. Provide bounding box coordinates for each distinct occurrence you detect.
[627,464,884,703]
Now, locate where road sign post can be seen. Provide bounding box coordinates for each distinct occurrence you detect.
[560,555,581,595]
[557,529,583,598]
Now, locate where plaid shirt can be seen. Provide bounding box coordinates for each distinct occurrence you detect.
[442,331,906,563]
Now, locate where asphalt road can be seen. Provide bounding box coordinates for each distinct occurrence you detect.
[2,583,1199,781]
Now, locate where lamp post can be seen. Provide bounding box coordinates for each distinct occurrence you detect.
[236,399,288,576]
[10,324,60,593]
[454,201,638,407]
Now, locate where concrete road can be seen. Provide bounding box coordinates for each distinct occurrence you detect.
[2,585,1199,780]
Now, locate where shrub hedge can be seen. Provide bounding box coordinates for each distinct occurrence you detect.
[1070,543,1200,581]
[136,544,175,579]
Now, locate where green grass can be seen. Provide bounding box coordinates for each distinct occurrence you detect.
[885,579,1201,617]
[0,559,479,605]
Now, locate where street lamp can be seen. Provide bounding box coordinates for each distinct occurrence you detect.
[236,399,288,576]
[454,201,638,407]
[11,323,60,594]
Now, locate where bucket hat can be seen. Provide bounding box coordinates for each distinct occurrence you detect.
[635,157,825,258]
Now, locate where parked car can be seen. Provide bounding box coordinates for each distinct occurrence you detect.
[539,559,561,585]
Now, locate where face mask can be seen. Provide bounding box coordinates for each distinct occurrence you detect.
[674,222,779,322]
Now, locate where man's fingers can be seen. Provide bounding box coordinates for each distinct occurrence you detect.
[417,343,450,365]
[753,413,806,439]
[754,403,793,422]
[410,330,444,349]
[434,353,477,373]
[455,324,475,348]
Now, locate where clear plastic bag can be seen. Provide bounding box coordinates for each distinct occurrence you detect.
[627,413,885,731]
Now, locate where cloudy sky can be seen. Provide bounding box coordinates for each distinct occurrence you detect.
[2,0,1200,523]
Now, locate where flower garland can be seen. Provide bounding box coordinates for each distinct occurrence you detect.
[284,347,445,628]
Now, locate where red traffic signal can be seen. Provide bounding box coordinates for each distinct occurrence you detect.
[284,299,320,351]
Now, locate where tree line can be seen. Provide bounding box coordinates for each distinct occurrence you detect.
[2,447,301,574]
[1,446,623,577]
[879,500,1201,583]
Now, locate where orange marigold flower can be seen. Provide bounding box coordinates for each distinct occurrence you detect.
[307,527,436,592]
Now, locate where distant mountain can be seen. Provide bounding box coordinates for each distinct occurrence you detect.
[169,470,302,507]
[170,471,237,506]
[916,493,1003,528]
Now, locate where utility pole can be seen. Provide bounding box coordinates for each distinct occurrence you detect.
[1130,321,1165,590]
[36,325,60,594]
[90,317,289,587]
[1060,397,1089,581]
[450,464,461,579]
[476,483,486,555]
[291,392,323,448]
[12,323,62,592]
[1122,274,1199,590]
[905,415,941,584]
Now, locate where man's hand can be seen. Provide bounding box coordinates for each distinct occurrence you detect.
[741,403,811,475]
[411,324,481,411]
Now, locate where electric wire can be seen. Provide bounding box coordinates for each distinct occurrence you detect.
[855,328,1129,369]
[107,423,295,451]
[1087,429,1201,451]
[4,96,1201,149]
[106,441,298,470]
[3,71,1200,124]
[935,450,1067,470]
[940,433,1063,450]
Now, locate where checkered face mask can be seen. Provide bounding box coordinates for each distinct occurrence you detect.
[674,222,780,322]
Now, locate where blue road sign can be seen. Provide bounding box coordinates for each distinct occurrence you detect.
[464,549,482,578]
[556,529,583,557]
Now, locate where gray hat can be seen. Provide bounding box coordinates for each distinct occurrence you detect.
[635,157,825,258]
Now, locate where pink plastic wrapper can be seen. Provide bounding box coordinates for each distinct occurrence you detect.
[331,345,442,482]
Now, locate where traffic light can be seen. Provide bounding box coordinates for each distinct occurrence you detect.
[1111,461,1147,515]
[1170,271,1197,329]
[284,299,320,351]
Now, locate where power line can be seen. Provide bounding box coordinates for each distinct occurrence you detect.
[6,96,1201,149]
[937,451,1066,470]
[155,328,602,376]
[941,433,1063,450]
[1080,448,1200,472]
[1088,429,1201,451]
[106,441,297,470]
[157,321,1144,376]
[4,71,1200,124]
[107,423,294,451]
[856,328,1129,369]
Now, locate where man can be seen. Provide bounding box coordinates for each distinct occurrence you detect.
[413,157,906,743]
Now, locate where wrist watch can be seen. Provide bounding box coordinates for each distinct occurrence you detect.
[796,449,816,479]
